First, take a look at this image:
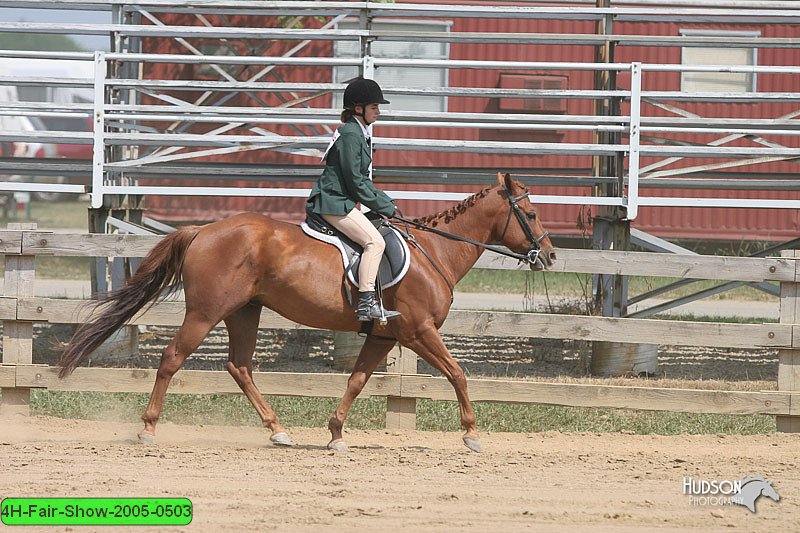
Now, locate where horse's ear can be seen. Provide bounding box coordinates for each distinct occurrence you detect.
[497,172,513,190]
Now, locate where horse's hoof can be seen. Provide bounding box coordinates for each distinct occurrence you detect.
[327,439,349,452]
[137,432,156,445]
[270,432,294,447]
[463,437,482,453]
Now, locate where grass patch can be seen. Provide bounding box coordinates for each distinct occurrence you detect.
[37,257,92,280]
[30,391,387,430]
[29,391,775,436]
[650,313,778,324]
[418,401,774,435]
[0,255,91,281]
[0,200,92,280]
[0,200,88,230]
[456,269,778,302]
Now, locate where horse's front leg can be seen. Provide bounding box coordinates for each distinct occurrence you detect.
[399,324,480,452]
[328,335,396,451]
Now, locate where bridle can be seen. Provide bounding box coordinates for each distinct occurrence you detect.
[391,185,549,267]
[499,190,550,266]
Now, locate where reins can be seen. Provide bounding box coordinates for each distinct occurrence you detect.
[387,186,549,302]
[392,213,541,264]
[390,190,549,266]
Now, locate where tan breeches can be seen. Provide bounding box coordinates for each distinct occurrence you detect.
[322,209,385,292]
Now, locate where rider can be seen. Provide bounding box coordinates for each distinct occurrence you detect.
[307,77,401,322]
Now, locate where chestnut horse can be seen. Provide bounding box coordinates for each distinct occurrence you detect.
[58,173,556,452]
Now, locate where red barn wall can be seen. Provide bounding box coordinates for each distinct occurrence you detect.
[138,10,800,242]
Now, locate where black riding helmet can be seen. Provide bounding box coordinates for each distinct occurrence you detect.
[343,77,390,109]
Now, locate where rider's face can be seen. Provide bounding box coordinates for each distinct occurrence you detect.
[357,104,381,125]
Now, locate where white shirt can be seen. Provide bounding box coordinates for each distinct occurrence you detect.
[356,120,374,180]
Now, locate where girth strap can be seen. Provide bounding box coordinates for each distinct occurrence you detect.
[391,223,455,303]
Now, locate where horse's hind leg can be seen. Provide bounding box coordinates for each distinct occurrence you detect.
[399,325,480,452]
[327,335,396,451]
[224,304,292,447]
[139,311,217,444]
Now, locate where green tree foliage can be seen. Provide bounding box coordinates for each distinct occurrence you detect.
[0,32,84,52]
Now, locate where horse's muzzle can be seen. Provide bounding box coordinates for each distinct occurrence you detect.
[528,247,557,271]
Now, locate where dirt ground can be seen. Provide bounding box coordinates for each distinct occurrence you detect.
[7,318,793,532]
[1,414,798,532]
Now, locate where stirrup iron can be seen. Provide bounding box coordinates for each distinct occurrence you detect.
[356,292,400,323]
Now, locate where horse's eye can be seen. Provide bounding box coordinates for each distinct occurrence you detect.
[526,212,537,220]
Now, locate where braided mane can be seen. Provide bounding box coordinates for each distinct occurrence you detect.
[413,186,493,227]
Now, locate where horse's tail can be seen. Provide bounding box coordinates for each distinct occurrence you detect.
[58,227,200,378]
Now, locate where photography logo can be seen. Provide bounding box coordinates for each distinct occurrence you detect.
[683,476,780,513]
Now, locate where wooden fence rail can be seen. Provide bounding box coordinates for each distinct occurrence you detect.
[0,229,798,433]
[11,231,795,282]
[0,298,792,349]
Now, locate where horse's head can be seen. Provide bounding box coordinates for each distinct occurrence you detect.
[493,172,557,271]
[760,480,780,502]
[734,477,781,513]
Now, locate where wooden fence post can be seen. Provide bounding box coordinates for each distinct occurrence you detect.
[385,345,417,430]
[777,249,800,432]
[0,223,36,416]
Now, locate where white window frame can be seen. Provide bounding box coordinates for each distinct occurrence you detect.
[333,18,452,112]
[679,29,760,93]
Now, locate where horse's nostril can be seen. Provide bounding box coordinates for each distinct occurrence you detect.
[549,252,557,262]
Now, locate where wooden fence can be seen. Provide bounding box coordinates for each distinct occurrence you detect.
[0,226,798,432]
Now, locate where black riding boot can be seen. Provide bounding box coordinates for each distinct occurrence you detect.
[356,291,401,322]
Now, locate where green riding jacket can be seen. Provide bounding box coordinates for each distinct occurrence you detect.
[307,119,396,217]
